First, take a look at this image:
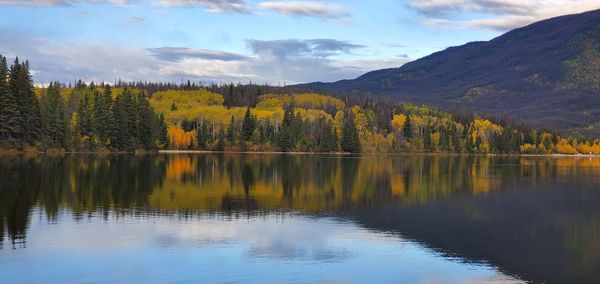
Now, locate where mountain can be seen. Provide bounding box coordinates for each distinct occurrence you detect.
[299,9,600,135]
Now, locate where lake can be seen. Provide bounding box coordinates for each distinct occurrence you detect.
[0,154,599,283]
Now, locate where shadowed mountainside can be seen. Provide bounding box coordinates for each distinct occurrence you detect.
[299,9,600,135]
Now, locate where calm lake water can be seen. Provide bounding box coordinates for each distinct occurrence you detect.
[0,154,599,283]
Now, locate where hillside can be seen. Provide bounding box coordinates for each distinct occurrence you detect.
[299,9,600,135]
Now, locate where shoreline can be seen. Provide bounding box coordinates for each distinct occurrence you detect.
[2,148,600,158]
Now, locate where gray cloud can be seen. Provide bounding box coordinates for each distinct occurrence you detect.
[159,0,250,14]
[147,47,249,61]
[0,30,407,84]
[258,1,347,19]
[246,39,364,59]
[408,0,600,31]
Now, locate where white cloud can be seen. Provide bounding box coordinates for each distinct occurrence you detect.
[159,0,250,14]
[258,1,347,19]
[0,0,132,6]
[408,0,600,31]
[0,30,407,84]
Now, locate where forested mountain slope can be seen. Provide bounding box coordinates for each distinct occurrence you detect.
[299,9,600,135]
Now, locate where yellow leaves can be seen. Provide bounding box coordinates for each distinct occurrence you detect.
[555,138,578,154]
[520,143,538,154]
[431,132,440,148]
[150,89,224,122]
[391,114,407,132]
[256,93,344,111]
[168,125,197,149]
[292,93,344,109]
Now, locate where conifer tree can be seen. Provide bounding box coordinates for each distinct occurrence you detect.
[10,58,41,143]
[136,92,154,149]
[241,107,256,141]
[157,113,168,148]
[77,93,93,140]
[0,55,21,141]
[226,115,236,143]
[341,113,361,153]
[216,127,226,151]
[197,121,209,149]
[278,104,295,152]
[41,82,66,147]
[402,115,412,139]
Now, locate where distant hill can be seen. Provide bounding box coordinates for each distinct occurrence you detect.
[299,9,600,135]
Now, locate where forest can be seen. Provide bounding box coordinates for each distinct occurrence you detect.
[1,54,600,155]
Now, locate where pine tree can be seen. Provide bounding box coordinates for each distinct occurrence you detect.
[402,115,412,139]
[136,92,154,150]
[0,55,21,141]
[123,88,137,147]
[216,127,226,151]
[41,82,67,147]
[157,113,168,148]
[241,107,256,141]
[226,115,236,143]
[423,121,432,151]
[341,113,361,153]
[10,58,41,143]
[92,86,114,146]
[318,121,337,152]
[278,104,295,152]
[197,121,209,149]
[77,93,93,140]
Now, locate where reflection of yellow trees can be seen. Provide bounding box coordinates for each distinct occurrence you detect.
[166,155,194,179]
[150,155,600,214]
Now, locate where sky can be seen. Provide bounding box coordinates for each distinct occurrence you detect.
[0,0,599,85]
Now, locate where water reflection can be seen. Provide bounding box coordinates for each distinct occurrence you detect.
[1,154,599,283]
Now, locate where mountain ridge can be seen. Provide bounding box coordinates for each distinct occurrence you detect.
[298,9,600,135]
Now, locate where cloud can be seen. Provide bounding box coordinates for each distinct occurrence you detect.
[159,0,250,14]
[120,16,146,24]
[0,29,407,84]
[147,47,249,61]
[246,39,364,59]
[408,0,600,31]
[0,0,132,6]
[258,1,347,19]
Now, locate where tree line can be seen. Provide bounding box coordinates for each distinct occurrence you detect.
[2,54,600,154]
[0,55,167,152]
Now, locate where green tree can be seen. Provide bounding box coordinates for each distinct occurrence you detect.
[197,121,209,150]
[216,127,226,151]
[136,92,154,150]
[0,55,21,141]
[226,115,236,143]
[278,104,295,152]
[402,115,412,139]
[241,107,257,141]
[341,112,361,153]
[10,58,41,143]
[41,82,67,147]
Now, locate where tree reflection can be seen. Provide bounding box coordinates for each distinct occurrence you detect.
[0,154,599,283]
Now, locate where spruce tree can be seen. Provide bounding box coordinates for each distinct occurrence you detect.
[278,104,295,152]
[136,92,154,149]
[0,55,21,141]
[226,115,236,143]
[341,113,361,153]
[77,93,94,140]
[216,127,226,151]
[197,121,209,149]
[157,113,168,148]
[241,107,256,141]
[402,115,412,139]
[10,58,41,143]
[41,82,67,147]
